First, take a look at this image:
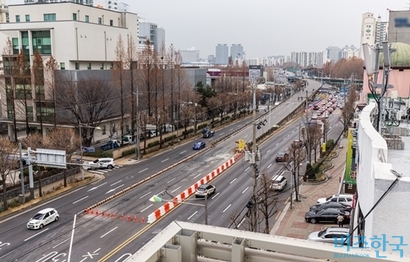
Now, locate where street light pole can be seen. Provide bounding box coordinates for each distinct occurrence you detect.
[134,90,141,160]
[79,121,84,181]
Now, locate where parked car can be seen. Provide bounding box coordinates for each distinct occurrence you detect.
[308,227,350,244]
[305,208,350,224]
[275,152,289,162]
[27,208,59,230]
[87,158,115,170]
[271,173,287,191]
[317,194,353,206]
[193,141,206,150]
[309,202,352,212]
[100,140,121,151]
[195,184,216,198]
[202,127,215,138]
[122,135,134,145]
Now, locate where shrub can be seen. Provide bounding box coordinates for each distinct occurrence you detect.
[326,139,335,151]
[198,123,208,130]
[84,150,113,158]
[164,135,177,142]
[148,140,160,148]
[122,148,136,157]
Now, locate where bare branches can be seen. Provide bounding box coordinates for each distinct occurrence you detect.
[0,138,18,211]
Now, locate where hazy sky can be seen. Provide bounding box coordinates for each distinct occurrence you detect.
[6,0,410,58]
[123,0,407,58]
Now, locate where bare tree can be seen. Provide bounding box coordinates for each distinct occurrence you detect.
[0,138,18,211]
[340,84,357,132]
[257,173,278,233]
[126,34,139,140]
[44,55,59,128]
[33,52,45,135]
[55,76,119,146]
[114,35,127,143]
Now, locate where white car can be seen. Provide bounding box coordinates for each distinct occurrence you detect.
[308,227,350,244]
[88,158,115,170]
[195,184,216,198]
[27,208,59,230]
[271,174,287,191]
[317,194,353,206]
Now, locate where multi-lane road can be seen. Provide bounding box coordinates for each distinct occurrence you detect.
[0,80,341,262]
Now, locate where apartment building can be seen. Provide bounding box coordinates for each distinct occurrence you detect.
[0,2,139,140]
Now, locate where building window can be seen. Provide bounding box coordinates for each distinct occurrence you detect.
[25,15,30,22]
[44,13,56,22]
[12,37,19,54]
[60,62,65,70]
[32,31,51,55]
[15,15,20,22]
[75,62,79,70]
[85,15,89,23]
[110,62,114,69]
[73,13,77,21]
[87,63,91,70]
[110,20,113,26]
[7,104,14,120]
[101,125,106,135]
[35,85,45,101]
[100,63,104,69]
[98,17,102,24]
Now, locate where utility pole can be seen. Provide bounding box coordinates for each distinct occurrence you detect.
[251,80,259,232]
[135,88,141,160]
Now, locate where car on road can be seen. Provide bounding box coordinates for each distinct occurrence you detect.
[87,158,115,170]
[309,202,351,212]
[305,208,350,224]
[271,174,287,191]
[27,208,59,230]
[195,184,216,198]
[308,227,350,244]
[193,141,206,150]
[202,127,215,138]
[275,152,289,162]
[317,194,353,206]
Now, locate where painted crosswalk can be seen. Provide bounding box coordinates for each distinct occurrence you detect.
[87,165,123,174]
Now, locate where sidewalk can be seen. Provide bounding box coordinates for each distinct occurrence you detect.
[271,138,348,238]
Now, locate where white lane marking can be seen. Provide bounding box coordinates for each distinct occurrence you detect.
[171,186,181,193]
[242,187,249,194]
[25,228,49,241]
[180,150,187,154]
[53,238,70,249]
[110,180,123,186]
[106,184,124,194]
[211,193,219,199]
[161,158,169,163]
[167,178,176,183]
[140,204,153,213]
[139,191,152,199]
[229,128,233,131]
[138,168,148,173]
[219,132,225,136]
[187,211,198,220]
[244,135,248,138]
[267,164,272,169]
[230,178,237,184]
[276,143,279,146]
[72,196,89,204]
[222,204,231,213]
[267,149,271,153]
[193,173,202,179]
[87,182,107,191]
[237,218,246,228]
[245,167,250,172]
[101,227,118,238]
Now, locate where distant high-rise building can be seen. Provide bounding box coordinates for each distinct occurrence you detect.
[375,15,388,46]
[139,22,165,55]
[230,44,244,61]
[359,12,376,59]
[327,46,341,62]
[316,50,328,68]
[339,45,359,59]
[179,49,199,63]
[215,44,228,65]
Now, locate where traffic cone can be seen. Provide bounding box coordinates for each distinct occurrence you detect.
[95,210,99,216]
[101,212,105,217]
[112,213,117,219]
[85,207,89,214]
[133,215,138,222]
[106,211,110,217]
[127,215,131,221]
[120,213,124,220]
[141,217,145,223]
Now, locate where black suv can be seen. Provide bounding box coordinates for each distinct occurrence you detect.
[202,127,215,138]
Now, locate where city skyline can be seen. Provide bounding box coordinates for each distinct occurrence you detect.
[5,0,409,58]
[120,0,407,58]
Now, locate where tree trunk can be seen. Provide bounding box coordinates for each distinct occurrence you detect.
[2,174,8,211]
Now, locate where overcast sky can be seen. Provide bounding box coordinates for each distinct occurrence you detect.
[6,0,410,58]
[123,0,407,58]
